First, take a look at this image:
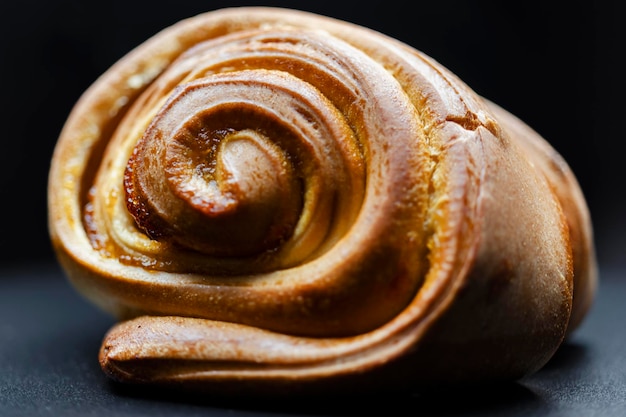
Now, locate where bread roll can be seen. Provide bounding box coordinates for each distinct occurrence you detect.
[47,7,597,395]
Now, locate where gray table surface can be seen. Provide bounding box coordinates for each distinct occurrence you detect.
[1,262,624,417]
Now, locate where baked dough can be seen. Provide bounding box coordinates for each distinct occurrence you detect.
[48,7,597,395]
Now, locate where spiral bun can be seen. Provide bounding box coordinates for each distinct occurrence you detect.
[48,7,596,395]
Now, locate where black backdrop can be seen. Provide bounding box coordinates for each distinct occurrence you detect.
[1,0,623,269]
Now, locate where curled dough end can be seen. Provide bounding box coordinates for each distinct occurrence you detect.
[48,7,597,394]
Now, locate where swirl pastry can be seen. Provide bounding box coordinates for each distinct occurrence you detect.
[48,7,597,395]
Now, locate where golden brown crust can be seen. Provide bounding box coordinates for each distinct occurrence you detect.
[484,100,597,334]
[48,7,596,394]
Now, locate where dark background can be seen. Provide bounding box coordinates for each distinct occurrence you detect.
[0,0,623,269]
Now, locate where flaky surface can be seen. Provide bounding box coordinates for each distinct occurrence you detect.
[48,7,597,395]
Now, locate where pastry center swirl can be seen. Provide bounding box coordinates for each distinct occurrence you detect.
[123,69,363,264]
